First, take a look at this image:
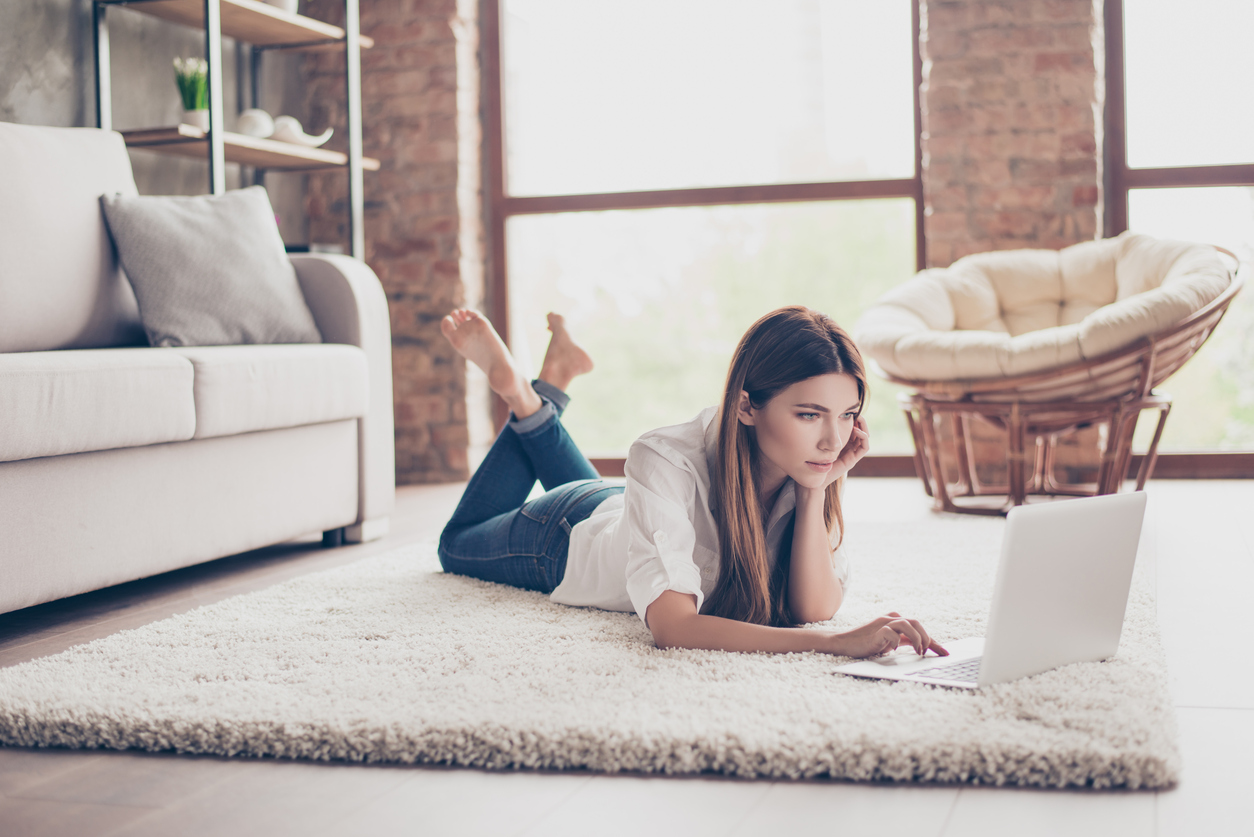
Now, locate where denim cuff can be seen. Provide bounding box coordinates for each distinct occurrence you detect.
[509,379,571,436]
[532,379,570,414]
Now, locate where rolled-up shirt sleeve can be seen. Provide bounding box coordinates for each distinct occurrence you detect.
[829,518,852,589]
[622,440,707,625]
[832,542,851,590]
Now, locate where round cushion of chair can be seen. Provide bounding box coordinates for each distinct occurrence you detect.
[853,231,1231,382]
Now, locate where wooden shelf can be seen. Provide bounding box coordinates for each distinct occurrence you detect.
[104,0,374,51]
[121,124,381,171]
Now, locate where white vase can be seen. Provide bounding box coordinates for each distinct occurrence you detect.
[183,109,210,132]
[265,0,299,14]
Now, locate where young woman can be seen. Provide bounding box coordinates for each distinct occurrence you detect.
[438,305,947,659]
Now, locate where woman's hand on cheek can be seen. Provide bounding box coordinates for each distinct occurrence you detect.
[830,417,870,483]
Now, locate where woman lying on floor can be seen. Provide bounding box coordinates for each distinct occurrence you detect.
[437,305,947,659]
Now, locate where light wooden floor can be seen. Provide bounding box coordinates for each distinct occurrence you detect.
[1,478,1250,837]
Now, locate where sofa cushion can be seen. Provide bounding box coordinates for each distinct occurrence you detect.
[100,186,322,348]
[0,349,195,463]
[0,123,144,353]
[170,344,369,439]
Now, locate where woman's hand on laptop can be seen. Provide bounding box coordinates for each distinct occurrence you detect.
[829,612,949,659]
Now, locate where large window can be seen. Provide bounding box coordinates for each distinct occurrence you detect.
[1109,0,1254,459]
[486,0,922,457]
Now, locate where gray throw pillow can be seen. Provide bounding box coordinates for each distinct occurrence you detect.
[100,186,322,347]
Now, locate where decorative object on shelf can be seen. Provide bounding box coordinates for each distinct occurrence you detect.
[173,57,209,131]
[236,108,276,139]
[263,0,300,14]
[270,115,333,148]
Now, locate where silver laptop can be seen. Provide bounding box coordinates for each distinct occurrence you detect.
[833,491,1148,689]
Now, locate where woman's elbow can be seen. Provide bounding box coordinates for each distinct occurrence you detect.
[645,591,700,649]
[793,607,837,625]
[794,591,843,625]
[649,617,688,650]
[651,629,679,650]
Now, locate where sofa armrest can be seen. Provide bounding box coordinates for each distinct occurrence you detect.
[290,254,395,527]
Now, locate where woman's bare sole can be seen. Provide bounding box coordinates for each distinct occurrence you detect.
[440,309,543,419]
[538,313,594,393]
[441,309,595,419]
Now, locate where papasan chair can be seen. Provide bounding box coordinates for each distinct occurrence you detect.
[854,231,1242,514]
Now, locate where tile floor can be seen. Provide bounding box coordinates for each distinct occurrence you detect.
[0,478,1250,837]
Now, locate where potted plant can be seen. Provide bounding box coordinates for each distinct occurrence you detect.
[174,57,209,131]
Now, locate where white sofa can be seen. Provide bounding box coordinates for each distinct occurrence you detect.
[0,122,395,615]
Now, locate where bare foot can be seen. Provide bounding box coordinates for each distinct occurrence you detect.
[538,313,594,393]
[441,309,543,419]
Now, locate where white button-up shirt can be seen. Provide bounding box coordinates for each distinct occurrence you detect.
[550,407,850,624]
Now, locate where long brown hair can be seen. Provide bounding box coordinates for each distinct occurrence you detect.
[704,306,868,627]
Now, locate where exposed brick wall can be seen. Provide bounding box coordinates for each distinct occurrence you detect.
[920,0,1104,268]
[301,0,481,484]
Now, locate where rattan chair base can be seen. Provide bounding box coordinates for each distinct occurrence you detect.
[900,392,1170,515]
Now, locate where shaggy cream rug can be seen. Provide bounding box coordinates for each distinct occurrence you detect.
[0,514,1178,788]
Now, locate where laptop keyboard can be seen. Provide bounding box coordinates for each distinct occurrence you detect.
[910,657,982,682]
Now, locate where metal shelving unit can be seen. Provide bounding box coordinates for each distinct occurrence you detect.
[92,0,373,257]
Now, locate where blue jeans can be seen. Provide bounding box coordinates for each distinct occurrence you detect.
[438,380,624,593]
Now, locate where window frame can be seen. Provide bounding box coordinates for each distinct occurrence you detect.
[480,0,926,475]
[478,0,1254,478]
[1103,0,1254,227]
[1103,0,1254,477]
